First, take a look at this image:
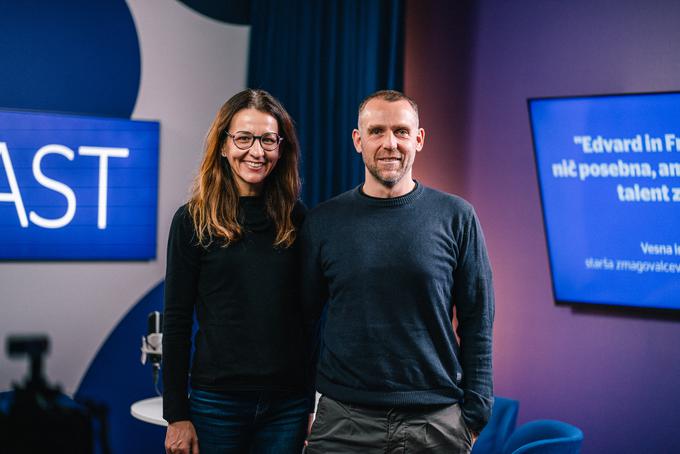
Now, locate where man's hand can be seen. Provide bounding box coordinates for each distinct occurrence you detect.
[165,420,199,454]
[304,412,315,446]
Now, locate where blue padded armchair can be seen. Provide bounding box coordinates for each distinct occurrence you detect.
[472,396,520,454]
[502,419,584,454]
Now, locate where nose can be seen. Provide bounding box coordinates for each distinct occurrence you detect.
[248,139,265,157]
[382,131,397,150]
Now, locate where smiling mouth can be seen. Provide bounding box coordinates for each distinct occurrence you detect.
[244,161,265,169]
[377,157,401,163]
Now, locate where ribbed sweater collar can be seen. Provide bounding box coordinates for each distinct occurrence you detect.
[239,196,271,231]
[353,180,424,207]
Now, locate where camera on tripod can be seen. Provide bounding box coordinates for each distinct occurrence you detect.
[0,335,109,454]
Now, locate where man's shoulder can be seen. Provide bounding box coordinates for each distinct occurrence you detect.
[307,187,358,219]
[292,199,308,226]
[420,185,475,217]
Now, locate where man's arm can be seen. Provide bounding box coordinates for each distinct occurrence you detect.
[453,207,495,435]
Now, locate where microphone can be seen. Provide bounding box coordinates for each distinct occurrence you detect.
[140,311,163,396]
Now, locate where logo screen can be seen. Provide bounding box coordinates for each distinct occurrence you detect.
[0,110,160,260]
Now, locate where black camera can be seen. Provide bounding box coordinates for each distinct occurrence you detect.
[0,335,109,454]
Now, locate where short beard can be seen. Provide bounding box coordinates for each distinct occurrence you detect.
[367,164,403,188]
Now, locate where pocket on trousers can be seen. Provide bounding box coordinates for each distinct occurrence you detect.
[309,395,327,431]
[456,405,474,447]
[307,395,342,446]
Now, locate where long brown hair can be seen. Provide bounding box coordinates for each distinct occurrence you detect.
[188,89,301,248]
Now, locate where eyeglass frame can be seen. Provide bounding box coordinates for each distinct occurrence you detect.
[224,131,284,151]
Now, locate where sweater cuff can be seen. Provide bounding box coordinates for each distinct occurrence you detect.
[163,393,190,424]
[461,393,493,434]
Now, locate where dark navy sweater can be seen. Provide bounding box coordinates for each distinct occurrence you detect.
[301,183,494,433]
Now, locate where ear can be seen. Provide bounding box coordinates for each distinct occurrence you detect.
[352,129,362,153]
[415,128,425,152]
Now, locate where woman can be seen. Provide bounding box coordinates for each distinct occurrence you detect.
[162,89,310,454]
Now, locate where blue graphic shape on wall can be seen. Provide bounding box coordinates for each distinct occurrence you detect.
[76,282,167,454]
[0,110,160,260]
[178,0,251,24]
[0,1,140,118]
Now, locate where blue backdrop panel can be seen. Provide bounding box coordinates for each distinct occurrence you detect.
[0,1,140,118]
[75,282,166,454]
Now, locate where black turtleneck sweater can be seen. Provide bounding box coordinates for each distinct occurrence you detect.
[301,183,494,433]
[162,198,307,423]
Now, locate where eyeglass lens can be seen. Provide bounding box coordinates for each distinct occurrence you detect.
[231,132,281,151]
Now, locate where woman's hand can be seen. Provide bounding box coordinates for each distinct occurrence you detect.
[304,412,315,446]
[165,420,199,454]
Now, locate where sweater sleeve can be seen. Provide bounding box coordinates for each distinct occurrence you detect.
[299,214,328,412]
[453,207,495,434]
[162,206,201,423]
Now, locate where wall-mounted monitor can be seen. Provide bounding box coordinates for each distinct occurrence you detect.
[0,110,160,260]
[528,92,680,311]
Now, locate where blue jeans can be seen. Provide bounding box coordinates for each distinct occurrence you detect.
[189,389,309,454]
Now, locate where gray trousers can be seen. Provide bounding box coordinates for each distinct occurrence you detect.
[305,395,473,454]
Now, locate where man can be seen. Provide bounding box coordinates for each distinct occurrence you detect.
[302,90,494,453]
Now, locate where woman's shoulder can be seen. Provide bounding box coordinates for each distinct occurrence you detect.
[169,203,197,237]
[171,203,192,223]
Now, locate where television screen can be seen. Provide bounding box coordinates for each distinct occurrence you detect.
[528,92,680,311]
[0,110,160,260]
